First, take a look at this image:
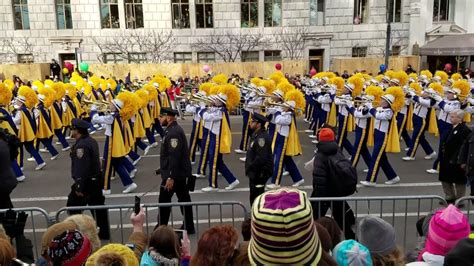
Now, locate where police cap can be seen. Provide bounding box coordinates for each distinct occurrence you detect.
[251,113,268,125]
[160,107,178,116]
[71,118,91,130]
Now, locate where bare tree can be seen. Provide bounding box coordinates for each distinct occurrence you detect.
[276,26,309,60]
[0,37,37,63]
[192,30,267,62]
[91,30,175,63]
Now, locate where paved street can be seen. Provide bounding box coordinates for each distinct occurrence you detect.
[9,115,456,253]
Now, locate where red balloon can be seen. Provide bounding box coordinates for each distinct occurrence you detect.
[64,62,74,72]
[444,63,452,71]
[275,63,282,71]
[309,67,317,76]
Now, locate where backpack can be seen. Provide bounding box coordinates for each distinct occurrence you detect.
[327,151,358,196]
[0,128,20,161]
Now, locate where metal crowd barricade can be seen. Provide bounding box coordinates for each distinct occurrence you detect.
[55,201,249,244]
[309,195,446,250]
[456,196,474,222]
[0,207,53,259]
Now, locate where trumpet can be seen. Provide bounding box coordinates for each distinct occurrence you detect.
[267,101,303,111]
[81,99,111,112]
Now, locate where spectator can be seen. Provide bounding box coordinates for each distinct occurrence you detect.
[459,122,474,199]
[190,225,238,266]
[406,64,416,74]
[357,216,405,265]
[0,128,19,209]
[333,240,372,266]
[342,70,350,79]
[230,242,250,266]
[418,205,470,264]
[141,225,191,266]
[439,109,471,204]
[248,188,327,265]
[240,218,251,241]
[50,59,61,80]
[444,238,474,266]
[315,222,333,253]
[0,237,16,266]
[63,214,101,252]
[311,128,356,239]
[47,229,92,266]
[86,243,138,266]
[317,216,343,250]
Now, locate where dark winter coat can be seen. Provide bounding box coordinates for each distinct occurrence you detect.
[439,123,471,184]
[312,141,339,197]
[458,128,474,178]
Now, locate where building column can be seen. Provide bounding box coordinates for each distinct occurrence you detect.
[408,0,427,55]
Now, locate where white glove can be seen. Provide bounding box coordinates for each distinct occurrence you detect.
[467,98,474,105]
[434,94,443,102]
[365,102,373,109]
[90,105,98,112]
[345,100,354,108]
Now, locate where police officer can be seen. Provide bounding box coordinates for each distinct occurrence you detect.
[157,108,195,234]
[66,118,110,240]
[245,113,273,206]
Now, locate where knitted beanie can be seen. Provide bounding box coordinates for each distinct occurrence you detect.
[357,216,396,256]
[319,128,335,142]
[47,229,92,266]
[424,204,470,256]
[333,240,373,266]
[86,243,139,266]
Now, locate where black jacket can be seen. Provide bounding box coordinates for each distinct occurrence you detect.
[459,128,474,178]
[439,123,471,184]
[70,135,101,193]
[160,121,191,181]
[0,140,17,195]
[245,128,273,183]
[312,141,339,197]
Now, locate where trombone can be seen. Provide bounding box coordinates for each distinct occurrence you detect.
[82,99,111,112]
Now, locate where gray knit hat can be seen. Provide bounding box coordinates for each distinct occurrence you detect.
[357,216,396,256]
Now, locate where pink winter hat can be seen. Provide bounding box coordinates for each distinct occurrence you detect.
[425,204,470,256]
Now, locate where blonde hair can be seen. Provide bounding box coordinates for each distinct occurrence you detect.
[371,247,405,266]
[64,214,101,252]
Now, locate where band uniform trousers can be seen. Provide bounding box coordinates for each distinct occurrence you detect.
[20,141,44,167]
[153,119,164,139]
[305,95,314,121]
[66,178,111,240]
[351,125,371,168]
[54,129,70,149]
[365,129,398,183]
[158,179,194,231]
[271,133,303,185]
[406,114,434,158]
[145,128,156,145]
[432,120,452,170]
[36,137,59,157]
[196,127,210,176]
[207,132,237,188]
[337,115,354,156]
[396,112,412,149]
[238,109,252,151]
[309,102,321,131]
[189,119,202,163]
[102,136,133,190]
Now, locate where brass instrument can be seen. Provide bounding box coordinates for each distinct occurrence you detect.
[82,99,111,113]
[267,101,303,111]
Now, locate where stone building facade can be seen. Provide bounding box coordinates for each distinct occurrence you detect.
[0,0,472,71]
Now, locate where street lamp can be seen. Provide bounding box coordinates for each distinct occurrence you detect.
[384,0,393,72]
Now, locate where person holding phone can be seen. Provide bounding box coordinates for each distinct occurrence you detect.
[157,108,195,234]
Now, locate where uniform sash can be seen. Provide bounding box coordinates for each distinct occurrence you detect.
[219,110,232,154]
[347,114,355,132]
[427,107,439,136]
[111,117,128,158]
[124,120,135,151]
[385,114,400,153]
[73,98,84,118]
[134,112,146,138]
[464,103,472,122]
[0,108,17,135]
[142,107,153,128]
[19,107,36,143]
[406,103,414,131]
[285,117,302,156]
[327,102,337,127]
[36,107,53,139]
[50,102,63,130]
[367,118,375,147]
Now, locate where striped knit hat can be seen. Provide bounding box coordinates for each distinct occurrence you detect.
[248,188,321,265]
[424,204,470,256]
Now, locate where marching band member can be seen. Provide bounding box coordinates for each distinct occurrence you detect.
[0,82,25,181]
[143,84,159,148]
[360,86,403,186]
[334,75,362,156]
[392,71,413,150]
[235,78,260,154]
[34,86,60,160]
[201,83,240,192]
[403,83,441,161]
[310,76,339,144]
[306,78,322,136]
[60,82,78,139]
[347,85,383,168]
[308,73,334,138]
[304,78,315,123]
[186,85,209,164]
[427,79,470,174]
[14,86,46,170]
[267,85,305,188]
[132,89,152,156]
[91,92,138,195]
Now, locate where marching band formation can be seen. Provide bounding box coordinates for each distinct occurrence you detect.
[0,69,473,195]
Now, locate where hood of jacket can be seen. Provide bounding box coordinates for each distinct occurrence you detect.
[316,141,339,156]
[140,250,179,266]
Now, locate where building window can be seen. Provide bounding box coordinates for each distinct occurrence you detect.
[197,52,215,63]
[13,0,30,30]
[196,0,213,28]
[353,0,368,24]
[172,0,190,29]
[352,47,367,57]
[103,53,123,64]
[174,52,192,63]
[391,46,401,56]
[433,0,451,22]
[264,0,282,27]
[100,0,120,29]
[264,50,281,61]
[125,0,144,29]
[128,52,147,63]
[241,0,258,28]
[17,54,33,63]
[310,0,325,26]
[56,0,72,29]
[242,51,259,62]
[389,0,401,23]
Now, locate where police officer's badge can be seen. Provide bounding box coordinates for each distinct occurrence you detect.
[170,138,178,148]
[76,148,84,159]
[258,138,265,147]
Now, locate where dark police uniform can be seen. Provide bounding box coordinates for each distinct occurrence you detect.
[66,118,110,240]
[245,113,273,206]
[158,108,195,233]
